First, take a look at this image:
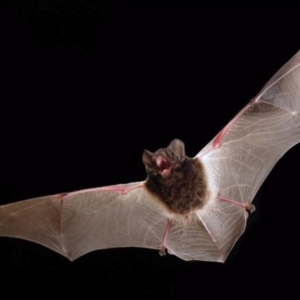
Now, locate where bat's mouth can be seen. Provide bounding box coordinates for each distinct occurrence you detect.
[155,155,171,175]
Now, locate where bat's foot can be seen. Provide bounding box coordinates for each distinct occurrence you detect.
[159,247,167,256]
[217,196,256,213]
[246,204,255,213]
[159,219,172,257]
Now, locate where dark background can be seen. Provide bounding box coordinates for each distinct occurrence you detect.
[1,1,299,299]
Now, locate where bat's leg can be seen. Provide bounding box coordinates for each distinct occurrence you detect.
[159,219,172,256]
[217,196,255,213]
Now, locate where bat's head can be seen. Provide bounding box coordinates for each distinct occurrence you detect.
[142,139,186,178]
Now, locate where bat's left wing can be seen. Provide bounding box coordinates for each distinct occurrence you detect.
[0,182,171,261]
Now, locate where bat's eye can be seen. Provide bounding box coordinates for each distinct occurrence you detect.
[167,149,176,160]
[167,149,180,163]
[174,154,180,162]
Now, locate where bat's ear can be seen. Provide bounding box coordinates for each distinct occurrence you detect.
[142,150,153,166]
[168,139,185,158]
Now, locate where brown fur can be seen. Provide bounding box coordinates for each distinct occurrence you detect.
[145,155,208,215]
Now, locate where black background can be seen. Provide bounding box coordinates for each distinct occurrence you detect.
[1,1,299,299]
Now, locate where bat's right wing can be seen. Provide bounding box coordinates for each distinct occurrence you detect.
[178,50,300,262]
[0,182,170,261]
[198,50,300,205]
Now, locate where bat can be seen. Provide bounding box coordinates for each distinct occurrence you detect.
[1,51,300,263]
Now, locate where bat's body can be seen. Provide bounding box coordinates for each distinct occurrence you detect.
[1,51,300,262]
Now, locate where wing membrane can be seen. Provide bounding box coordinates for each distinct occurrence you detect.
[0,182,168,261]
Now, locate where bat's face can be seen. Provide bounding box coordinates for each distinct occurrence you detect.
[143,139,208,214]
[142,139,186,178]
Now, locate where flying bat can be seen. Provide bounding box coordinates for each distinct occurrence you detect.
[1,51,300,263]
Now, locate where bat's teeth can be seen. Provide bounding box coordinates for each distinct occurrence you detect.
[155,155,171,173]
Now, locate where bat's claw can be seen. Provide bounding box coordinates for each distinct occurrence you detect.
[159,247,167,256]
[246,204,255,213]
